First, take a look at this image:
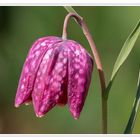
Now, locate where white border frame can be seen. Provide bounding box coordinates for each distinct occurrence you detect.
[0,0,140,6]
[0,1,140,138]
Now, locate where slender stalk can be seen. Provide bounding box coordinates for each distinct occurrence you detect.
[62,13,107,134]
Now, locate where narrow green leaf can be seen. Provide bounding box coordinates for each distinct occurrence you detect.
[64,6,79,16]
[106,19,140,99]
[124,68,140,134]
[111,20,140,81]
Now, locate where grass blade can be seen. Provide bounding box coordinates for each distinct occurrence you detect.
[64,6,79,16]
[124,68,140,133]
[106,19,140,99]
[111,20,140,80]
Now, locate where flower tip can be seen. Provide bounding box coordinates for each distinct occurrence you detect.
[36,112,44,118]
[71,111,80,120]
[25,102,32,106]
[74,117,79,120]
[15,103,20,108]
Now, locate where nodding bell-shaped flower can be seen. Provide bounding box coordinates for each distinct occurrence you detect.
[15,36,93,119]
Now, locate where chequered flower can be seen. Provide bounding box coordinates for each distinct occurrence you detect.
[15,36,93,119]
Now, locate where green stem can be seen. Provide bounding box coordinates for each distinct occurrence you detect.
[63,8,107,134]
[124,68,140,133]
[64,6,79,16]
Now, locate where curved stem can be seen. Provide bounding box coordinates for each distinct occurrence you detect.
[62,13,107,134]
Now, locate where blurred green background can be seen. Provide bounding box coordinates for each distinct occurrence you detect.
[0,6,140,134]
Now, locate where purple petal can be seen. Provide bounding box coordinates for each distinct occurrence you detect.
[67,40,93,119]
[15,36,61,107]
[32,43,68,117]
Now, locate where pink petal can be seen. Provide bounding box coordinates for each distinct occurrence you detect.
[67,40,93,119]
[32,43,69,117]
[15,36,61,107]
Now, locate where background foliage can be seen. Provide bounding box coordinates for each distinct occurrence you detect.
[0,6,140,134]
